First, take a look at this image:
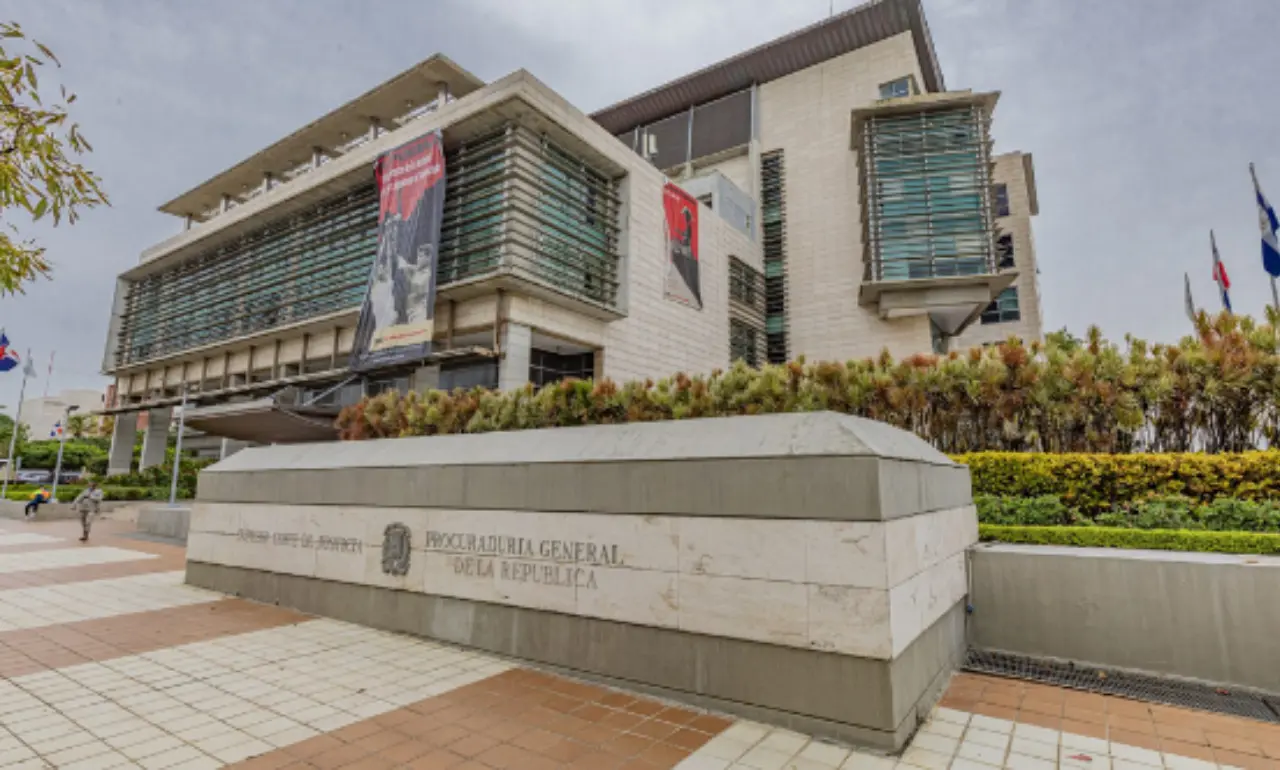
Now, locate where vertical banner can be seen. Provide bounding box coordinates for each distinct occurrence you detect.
[350,130,447,372]
[663,182,702,310]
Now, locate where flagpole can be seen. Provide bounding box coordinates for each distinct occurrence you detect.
[2,351,31,498]
[41,351,54,400]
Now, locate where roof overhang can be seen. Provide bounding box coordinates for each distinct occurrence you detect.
[132,71,629,281]
[182,398,341,444]
[590,0,944,135]
[159,54,484,219]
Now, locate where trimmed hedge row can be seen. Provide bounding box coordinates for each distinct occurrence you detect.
[975,494,1280,532]
[958,451,1280,513]
[978,524,1280,555]
[3,485,162,503]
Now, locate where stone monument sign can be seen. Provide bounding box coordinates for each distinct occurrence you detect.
[185,412,977,750]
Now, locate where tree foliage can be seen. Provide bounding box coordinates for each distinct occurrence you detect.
[338,311,1280,454]
[0,21,107,293]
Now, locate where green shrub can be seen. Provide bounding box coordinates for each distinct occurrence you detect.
[978,493,1280,532]
[957,452,1280,513]
[978,524,1280,554]
[336,314,1280,455]
[4,485,158,503]
[974,494,1076,526]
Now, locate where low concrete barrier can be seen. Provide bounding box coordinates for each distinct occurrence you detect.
[186,412,977,750]
[137,505,191,541]
[969,543,1280,694]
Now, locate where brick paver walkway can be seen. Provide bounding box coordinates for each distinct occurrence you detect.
[0,515,1273,770]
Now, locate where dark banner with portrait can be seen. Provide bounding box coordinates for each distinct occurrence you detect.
[350,130,446,372]
[663,182,702,309]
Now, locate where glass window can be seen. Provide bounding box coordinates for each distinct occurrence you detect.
[879,77,913,100]
[997,234,1015,269]
[866,107,995,282]
[529,349,594,387]
[439,360,499,391]
[729,319,760,367]
[994,184,1011,217]
[981,287,1021,325]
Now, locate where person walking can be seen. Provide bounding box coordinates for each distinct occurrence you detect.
[72,482,103,542]
[24,486,50,519]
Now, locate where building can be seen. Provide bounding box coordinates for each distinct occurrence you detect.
[99,0,1043,470]
[20,389,105,440]
[951,151,1044,349]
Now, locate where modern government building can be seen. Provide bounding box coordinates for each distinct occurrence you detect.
[99,0,1043,472]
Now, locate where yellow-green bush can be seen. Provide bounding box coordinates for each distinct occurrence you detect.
[979,524,1280,554]
[337,314,1280,454]
[959,452,1280,513]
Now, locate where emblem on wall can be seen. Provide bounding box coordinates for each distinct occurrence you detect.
[381,523,412,576]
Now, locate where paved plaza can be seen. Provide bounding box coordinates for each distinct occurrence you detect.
[0,517,1272,770]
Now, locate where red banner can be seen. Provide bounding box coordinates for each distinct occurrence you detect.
[351,130,446,372]
[663,183,702,309]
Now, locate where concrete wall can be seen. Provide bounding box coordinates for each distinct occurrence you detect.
[969,544,1280,693]
[951,152,1045,350]
[187,412,977,750]
[137,505,191,541]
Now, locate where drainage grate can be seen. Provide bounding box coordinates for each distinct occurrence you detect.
[964,649,1280,724]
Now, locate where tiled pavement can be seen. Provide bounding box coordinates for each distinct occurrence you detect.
[0,517,1275,770]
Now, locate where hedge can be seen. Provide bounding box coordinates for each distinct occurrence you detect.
[958,451,1280,513]
[978,524,1280,555]
[4,485,163,503]
[975,493,1280,532]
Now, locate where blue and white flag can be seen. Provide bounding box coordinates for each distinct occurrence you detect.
[49,421,62,439]
[0,334,19,374]
[1251,164,1280,277]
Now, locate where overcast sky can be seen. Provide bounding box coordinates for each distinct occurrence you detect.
[3,0,1279,413]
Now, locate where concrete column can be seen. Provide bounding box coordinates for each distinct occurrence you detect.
[498,322,533,391]
[436,81,449,107]
[107,412,138,476]
[412,365,441,394]
[139,407,173,470]
[219,438,249,460]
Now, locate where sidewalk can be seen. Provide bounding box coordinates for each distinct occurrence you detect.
[0,517,1273,769]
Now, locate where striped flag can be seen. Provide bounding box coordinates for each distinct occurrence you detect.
[49,421,62,439]
[1211,230,1232,312]
[1252,164,1280,277]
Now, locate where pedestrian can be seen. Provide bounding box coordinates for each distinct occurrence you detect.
[23,486,50,519]
[72,482,103,542]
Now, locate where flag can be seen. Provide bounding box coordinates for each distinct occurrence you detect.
[1252,164,1280,277]
[1185,273,1198,325]
[1211,230,1232,312]
[49,422,62,439]
[0,334,19,373]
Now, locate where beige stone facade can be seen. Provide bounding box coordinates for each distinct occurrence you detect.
[951,151,1045,349]
[759,33,935,362]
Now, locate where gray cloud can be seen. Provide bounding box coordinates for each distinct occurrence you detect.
[2,0,1277,413]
